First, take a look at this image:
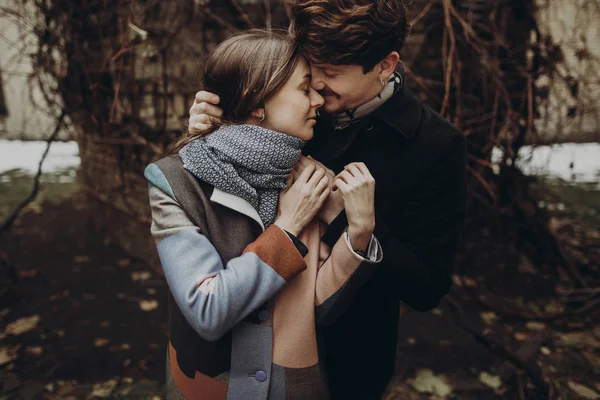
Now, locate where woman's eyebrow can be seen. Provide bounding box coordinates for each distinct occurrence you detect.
[297,73,311,87]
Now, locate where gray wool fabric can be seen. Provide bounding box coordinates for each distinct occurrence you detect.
[179,124,306,227]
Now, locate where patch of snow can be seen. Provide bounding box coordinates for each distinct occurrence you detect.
[0,140,80,174]
[493,143,600,184]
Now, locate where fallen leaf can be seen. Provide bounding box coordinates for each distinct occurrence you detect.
[464,277,477,287]
[558,332,600,349]
[94,338,110,347]
[517,255,537,275]
[452,275,463,287]
[25,346,43,356]
[479,372,502,389]
[567,381,600,399]
[90,379,118,398]
[407,337,416,345]
[139,300,159,312]
[526,321,546,331]
[117,258,131,268]
[18,269,38,278]
[5,315,40,335]
[109,343,131,352]
[480,311,498,325]
[431,308,443,316]
[0,346,18,365]
[73,256,89,263]
[544,300,564,314]
[131,271,151,282]
[411,369,453,396]
[514,332,530,342]
[540,346,552,355]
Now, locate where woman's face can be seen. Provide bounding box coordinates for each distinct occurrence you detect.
[261,57,324,141]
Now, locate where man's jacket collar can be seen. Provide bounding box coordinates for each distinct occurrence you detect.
[372,87,422,140]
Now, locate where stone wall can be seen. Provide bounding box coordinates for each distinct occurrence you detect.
[533,0,600,144]
[0,0,71,141]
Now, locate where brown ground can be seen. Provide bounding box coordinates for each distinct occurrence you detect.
[0,192,599,399]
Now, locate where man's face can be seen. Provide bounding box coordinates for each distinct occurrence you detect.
[310,63,382,114]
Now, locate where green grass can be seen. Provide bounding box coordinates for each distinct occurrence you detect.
[531,176,600,230]
[0,167,78,221]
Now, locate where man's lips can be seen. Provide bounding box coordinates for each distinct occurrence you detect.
[319,90,338,98]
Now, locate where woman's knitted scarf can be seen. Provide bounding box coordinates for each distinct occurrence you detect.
[180,124,306,227]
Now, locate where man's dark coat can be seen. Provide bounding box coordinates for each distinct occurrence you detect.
[304,87,467,399]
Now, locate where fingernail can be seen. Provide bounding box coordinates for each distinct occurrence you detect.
[212,96,219,103]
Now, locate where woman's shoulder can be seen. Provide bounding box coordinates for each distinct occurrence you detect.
[144,154,214,200]
[144,155,183,198]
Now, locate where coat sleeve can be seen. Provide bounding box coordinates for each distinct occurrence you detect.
[321,131,467,312]
[147,168,306,341]
[314,227,382,326]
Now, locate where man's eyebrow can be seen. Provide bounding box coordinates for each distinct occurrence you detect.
[315,65,341,73]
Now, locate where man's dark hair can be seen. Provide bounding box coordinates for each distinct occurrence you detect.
[289,0,410,73]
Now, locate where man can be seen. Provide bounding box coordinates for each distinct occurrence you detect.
[188,0,467,398]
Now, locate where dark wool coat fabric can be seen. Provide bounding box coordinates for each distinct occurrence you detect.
[304,87,468,400]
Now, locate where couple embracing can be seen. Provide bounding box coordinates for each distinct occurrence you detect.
[145,1,467,399]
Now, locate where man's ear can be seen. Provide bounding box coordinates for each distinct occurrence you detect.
[379,51,400,81]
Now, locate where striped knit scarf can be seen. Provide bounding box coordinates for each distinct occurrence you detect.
[330,62,406,131]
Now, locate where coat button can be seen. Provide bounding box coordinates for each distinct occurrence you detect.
[258,310,270,322]
[255,370,267,382]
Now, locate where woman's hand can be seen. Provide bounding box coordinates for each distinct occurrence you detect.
[292,156,344,225]
[189,91,223,133]
[275,164,330,236]
[334,163,376,251]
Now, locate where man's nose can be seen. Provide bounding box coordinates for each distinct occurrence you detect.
[310,74,325,91]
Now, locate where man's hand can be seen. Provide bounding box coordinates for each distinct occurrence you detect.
[294,156,343,225]
[189,91,224,133]
[334,162,376,251]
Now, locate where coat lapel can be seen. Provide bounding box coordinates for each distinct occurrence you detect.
[210,188,265,231]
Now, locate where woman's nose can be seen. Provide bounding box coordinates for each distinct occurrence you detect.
[312,90,325,108]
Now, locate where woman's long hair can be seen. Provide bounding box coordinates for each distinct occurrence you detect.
[169,30,300,154]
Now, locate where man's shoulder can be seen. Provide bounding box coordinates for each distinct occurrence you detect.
[378,89,465,154]
[419,103,466,152]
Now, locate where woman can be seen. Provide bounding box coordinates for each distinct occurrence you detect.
[145,30,381,400]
